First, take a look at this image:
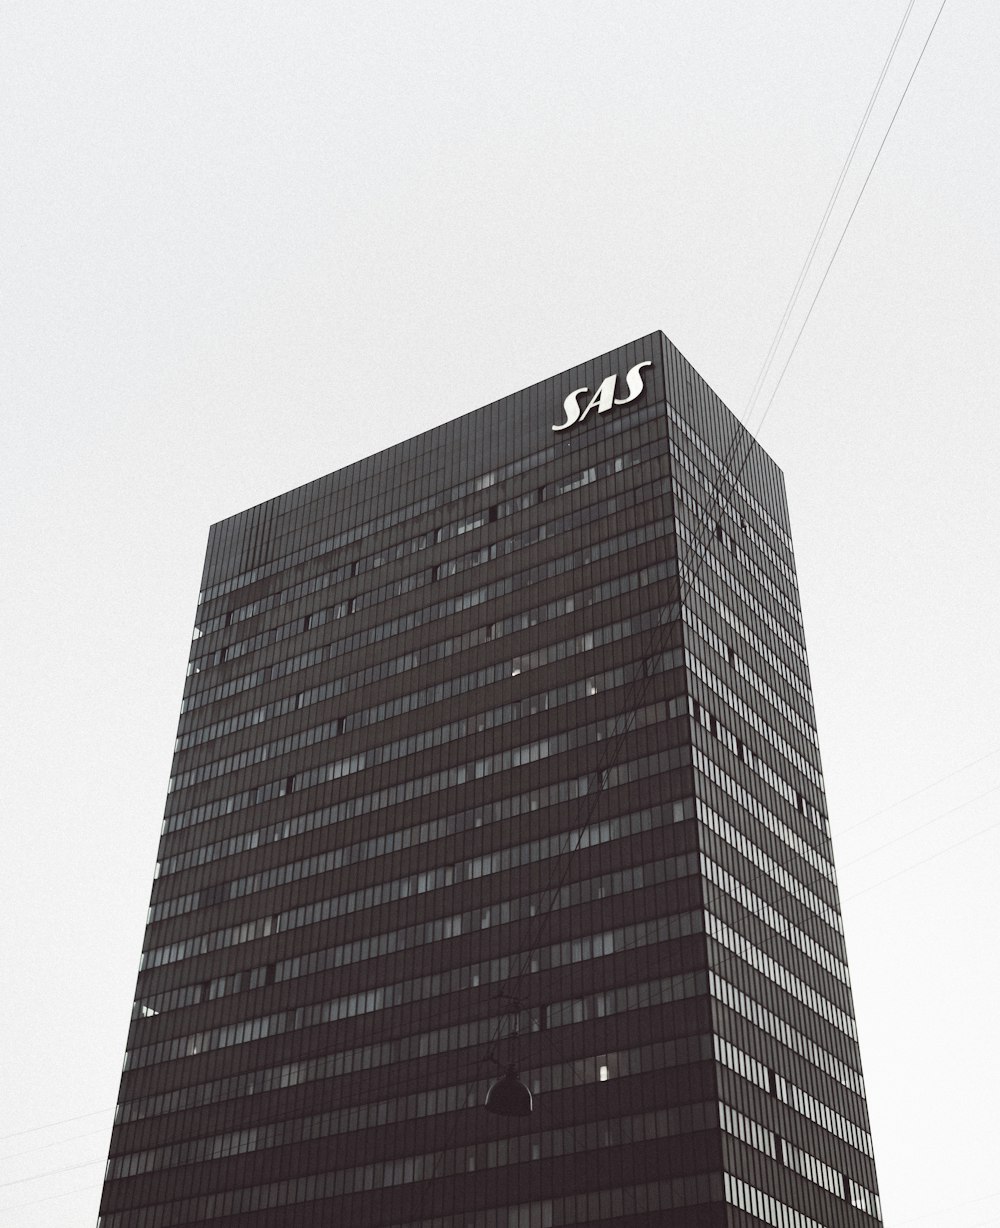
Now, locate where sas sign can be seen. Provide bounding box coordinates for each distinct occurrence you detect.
[553,360,652,433]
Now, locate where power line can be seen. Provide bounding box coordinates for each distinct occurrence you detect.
[0,1155,105,1192]
[836,744,1000,836]
[0,1106,114,1146]
[0,1179,103,1215]
[842,780,1000,868]
[742,0,918,429]
[847,814,999,901]
[749,0,950,437]
[0,1124,114,1163]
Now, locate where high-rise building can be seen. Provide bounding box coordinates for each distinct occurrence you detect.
[99,332,882,1228]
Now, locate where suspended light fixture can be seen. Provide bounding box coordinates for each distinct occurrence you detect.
[485,996,533,1116]
[485,1065,533,1117]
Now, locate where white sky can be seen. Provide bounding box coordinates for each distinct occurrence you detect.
[2,3,997,1225]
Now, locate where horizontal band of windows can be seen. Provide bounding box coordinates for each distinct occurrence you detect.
[138,817,698,1014]
[694,746,830,867]
[196,397,667,606]
[112,1083,872,1225]
[391,1173,719,1228]
[696,790,838,907]
[669,441,799,586]
[140,835,843,1030]
[145,742,691,972]
[152,766,828,999]
[194,444,654,642]
[691,714,826,832]
[154,737,683,927]
[162,646,680,836]
[706,913,856,1039]
[722,1105,879,1208]
[678,661,824,792]
[110,1040,718,1180]
[128,923,707,1069]
[156,743,683,883]
[188,468,667,677]
[168,604,677,799]
[683,569,814,705]
[124,962,867,1174]
[109,1100,719,1197]
[700,856,848,984]
[101,1167,719,1228]
[133,898,851,1099]
[673,473,802,611]
[682,603,818,743]
[115,1024,710,1130]
[177,561,674,755]
[198,398,667,607]
[716,1035,873,1157]
[687,638,820,771]
[710,971,863,1096]
[675,490,803,628]
[181,516,674,718]
[117,1028,867,1189]
[725,1172,880,1228]
[678,525,807,663]
[720,1101,878,1209]
[666,403,794,553]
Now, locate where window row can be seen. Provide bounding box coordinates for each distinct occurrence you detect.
[156,752,690,888]
[684,648,822,784]
[710,972,863,1097]
[694,747,830,873]
[677,523,806,663]
[102,1168,720,1228]
[111,1038,716,1179]
[120,990,712,1130]
[142,830,840,1032]
[706,913,856,1040]
[196,396,667,605]
[137,826,699,1016]
[669,440,798,586]
[701,855,849,984]
[181,514,673,718]
[129,925,706,1070]
[169,597,675,800]
[672,473,802,611]
[697,791,838,907]
[724,1172,880,1227]
[673,666,823,795]
[159,661,664,917]
[164,638,677,836]
[109,1097,718,1202]
[665,402,794,553]
[682,604,817,743]
[720,1101,877,1208]
[134,892,854,1103]
[715,1035,872,1157]
[690,703,825,833]
[177,559,674,754]
[675,489,803,632]
[188,464,667,675]
[682,569,813,704]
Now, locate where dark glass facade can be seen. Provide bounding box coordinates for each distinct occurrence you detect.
[99,331,882,1227]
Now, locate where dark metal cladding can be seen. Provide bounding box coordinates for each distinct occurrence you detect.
[99,332,882,1228]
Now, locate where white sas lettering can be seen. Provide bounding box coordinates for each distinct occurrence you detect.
[553,360,652,433]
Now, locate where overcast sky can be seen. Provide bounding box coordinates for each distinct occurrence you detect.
[2,3,997,1225]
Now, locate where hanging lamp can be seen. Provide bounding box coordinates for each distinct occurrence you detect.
[485,1065,533,1117]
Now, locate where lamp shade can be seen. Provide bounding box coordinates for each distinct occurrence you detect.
[485,1067,533,1117]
